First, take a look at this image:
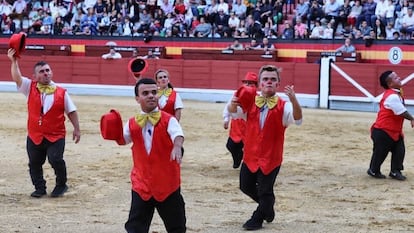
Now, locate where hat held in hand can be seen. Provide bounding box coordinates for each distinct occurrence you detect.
[9,32,26,58]
[100,109,126,145]
[235,85,257,110]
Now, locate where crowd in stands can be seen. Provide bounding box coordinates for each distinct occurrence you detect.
[0,0,413,41]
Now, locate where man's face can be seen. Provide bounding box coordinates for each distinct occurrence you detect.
[136,84,158,112]
[34,64,53,85]
[387,72,402,89]
[260,71,280,97]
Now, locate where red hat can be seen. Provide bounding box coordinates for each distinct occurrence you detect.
[242,72,258,83]
[8,32,26,58]
[100,109,126,145]
[128,58,148,78]
[235,85,257,110]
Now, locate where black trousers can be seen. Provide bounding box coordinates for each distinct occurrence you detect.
[369,128,405,173]
[240,163,280,220]
[226,137,243,166]
[125,188,186,233]
[27,137,67,191]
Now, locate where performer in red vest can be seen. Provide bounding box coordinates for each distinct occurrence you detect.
[154,69,184,121]
[223,72,258,168]
[228,65,302,230]
[367,70,414,181]
[7,48,81,198]
[101,78,186,233]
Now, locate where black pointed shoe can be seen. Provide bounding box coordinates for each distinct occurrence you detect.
[30,190,47,198]
[265,210,275,223]
[367,169,386,179]
[242,218,263,231]
[51,185,68,197]
[389,171,406,181]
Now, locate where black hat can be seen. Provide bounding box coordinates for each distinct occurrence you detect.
[379,70,393,89]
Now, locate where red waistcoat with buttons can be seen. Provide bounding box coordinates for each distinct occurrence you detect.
[243,97,286,175]
[372,89,405,141]
[128,111,180,202]
[27,81,66,145]
[229,118,246,143]
[160,90,177,116]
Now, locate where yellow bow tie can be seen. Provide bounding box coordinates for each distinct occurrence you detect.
[157,88,172,97]
[255,95,278,109]
[37,83,56,95]
[135,111,161,128]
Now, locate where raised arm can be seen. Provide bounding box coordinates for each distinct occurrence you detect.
[7,48,23,87]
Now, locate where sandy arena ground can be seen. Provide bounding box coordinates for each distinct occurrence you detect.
[0,92,413,233]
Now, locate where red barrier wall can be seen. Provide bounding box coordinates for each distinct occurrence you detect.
[1,56,413,99]
[0,56,320,94]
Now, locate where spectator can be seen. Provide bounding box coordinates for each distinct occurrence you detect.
[322,20,334,39]
[246,15,264,38]
[373,18,386,39]
[336,0,352,35]
[98,10,111,35]
[294,17,308,39]
[94,0,107,22]
[257,37,276,51]
[385,0,395,26]
[293,0,309,26]
[335,37,356,53]
[2,23,12,34]
[80,7,98,35]
[272,0,283,25]
[122,16,133,36]
[53,16,65,35]
[227,38,245,50]
[142,49,160,59]
[306,0,324,29]
[281,21,294,39]
[10,0,27,27]
[160,0,174,15]
[228,11,240,36]
[0,0,12,26]
[245,38,260,50]
[259,0,273,26]
[359,20,373,37]
[385,22,397,40]
[323,0,340,38]
[214,8,230,37]
[204,0,218,24]
[232,0,247,19]
[400,7,414,39]
[102,47,122,59]
[347,0,362,28]
[70,8,85,28]
[309,19,324,38]
[194,16,211,37]
[356,0,376,28]
[372,0,388,27]
[217,0,229,15]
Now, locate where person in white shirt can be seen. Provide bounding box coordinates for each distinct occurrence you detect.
[102,47,122,59]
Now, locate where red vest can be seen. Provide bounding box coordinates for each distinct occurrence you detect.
[229,118,246,143]
[372,89,405,141]
[160,90,177,116]
[129,111,181,201]
[27,81,66,145]
[243,97,286,175]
